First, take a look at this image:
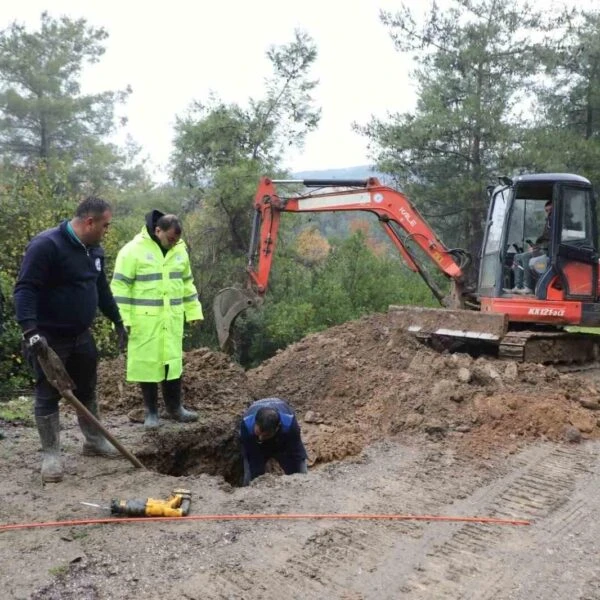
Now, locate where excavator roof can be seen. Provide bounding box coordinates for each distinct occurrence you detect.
[513,173,591,185]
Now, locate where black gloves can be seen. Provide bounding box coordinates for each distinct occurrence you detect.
[114,322,129,353]
[23,330,49,359]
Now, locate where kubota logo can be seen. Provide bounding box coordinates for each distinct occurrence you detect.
[527,307,565,317]
[399,207,416,227]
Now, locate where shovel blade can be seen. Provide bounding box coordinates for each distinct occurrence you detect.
[37,346,76,392]
[213,288,259,350]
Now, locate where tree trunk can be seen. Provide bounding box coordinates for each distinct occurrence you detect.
[39,113,49,161]
[586,81,593,140]
[466,63,485,288]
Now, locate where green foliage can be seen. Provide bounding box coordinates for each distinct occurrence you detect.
[0,162,73,278]
[266,301,317,344]
[356,0,560,279]
[0,271,31,395]
[48,565,69,577]
[0,162,74,391]
[170,31,321,351]
[515,9,600,185]
[259,29,321,155]
[171,30,319,190]
[171,100,252,187]
[309,232,437,321]
[538,9,600,140]
[0,12,145,193]
[0,396,34,425]
[239,230,437,366]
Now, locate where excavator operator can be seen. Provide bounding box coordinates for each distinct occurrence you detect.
[507,200,552,295]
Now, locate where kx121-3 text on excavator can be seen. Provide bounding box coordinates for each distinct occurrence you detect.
[214,174,600,364]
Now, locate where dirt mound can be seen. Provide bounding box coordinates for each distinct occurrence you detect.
[95,312,600,471]
[246,313,600,462]
[97,348,253,418]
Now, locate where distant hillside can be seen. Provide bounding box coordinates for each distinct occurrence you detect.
[293,165,392,183]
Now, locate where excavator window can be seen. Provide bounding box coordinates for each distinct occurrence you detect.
[479,176,597,300]
[560,187,592,246]
[506,199,547,252]
[501,188,551,292]
[479,186,510,290]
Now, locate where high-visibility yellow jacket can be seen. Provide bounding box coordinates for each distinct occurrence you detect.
[110,227,203,382]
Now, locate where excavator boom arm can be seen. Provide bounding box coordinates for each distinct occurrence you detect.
[214,176,471,350]
[248,177,469,300]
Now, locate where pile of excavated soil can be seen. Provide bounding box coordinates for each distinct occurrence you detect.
[97,348,252,419]
[246,313,600,462]
[96,312,600,469]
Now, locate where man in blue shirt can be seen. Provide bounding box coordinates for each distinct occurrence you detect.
[239,398,308,486]
[14,196,128,483]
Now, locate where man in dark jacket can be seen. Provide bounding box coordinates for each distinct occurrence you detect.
[13,196,128,483]
[239,398,308,486]
[507,200,553,295]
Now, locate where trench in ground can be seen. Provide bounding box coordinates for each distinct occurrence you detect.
[133,416,292,486]
[134,416,245,485]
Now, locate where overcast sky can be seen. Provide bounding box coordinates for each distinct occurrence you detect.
[0,0,424,180]
[0,0,588,182]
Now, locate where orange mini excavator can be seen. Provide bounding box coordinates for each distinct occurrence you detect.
[214,173,600,364]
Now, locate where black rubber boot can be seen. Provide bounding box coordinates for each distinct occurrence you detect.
[141,382,160,430]
[162,378,198,423]
[35,412,63,483]
[77,397,119,457]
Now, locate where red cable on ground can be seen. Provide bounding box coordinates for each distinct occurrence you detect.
[0,513,531,533]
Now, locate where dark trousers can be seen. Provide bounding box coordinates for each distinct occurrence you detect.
[27,329,97,417]
[139,365,181,405]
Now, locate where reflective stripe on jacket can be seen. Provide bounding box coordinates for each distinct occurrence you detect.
[110,226,203,382]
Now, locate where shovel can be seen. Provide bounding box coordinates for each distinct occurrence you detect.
[36,346,145,470]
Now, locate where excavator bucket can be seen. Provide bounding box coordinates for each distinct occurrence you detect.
[388,305,508,347]
[213,287,259,350]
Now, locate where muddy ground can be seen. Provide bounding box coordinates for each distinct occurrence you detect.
[2,312,600,599]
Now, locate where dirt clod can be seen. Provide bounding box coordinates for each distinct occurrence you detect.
[563,425,582,443]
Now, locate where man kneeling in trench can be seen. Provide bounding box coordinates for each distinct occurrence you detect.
[240,398,308,485]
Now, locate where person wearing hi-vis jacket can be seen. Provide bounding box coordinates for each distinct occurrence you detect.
[111,210,203,429]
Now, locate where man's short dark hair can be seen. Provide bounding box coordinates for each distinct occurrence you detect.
[156,214,182,234]
[75,196,112,219]
[545,200,553,207]
[255,407,280,436]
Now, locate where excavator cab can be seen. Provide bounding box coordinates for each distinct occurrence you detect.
[479,173,598,304]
